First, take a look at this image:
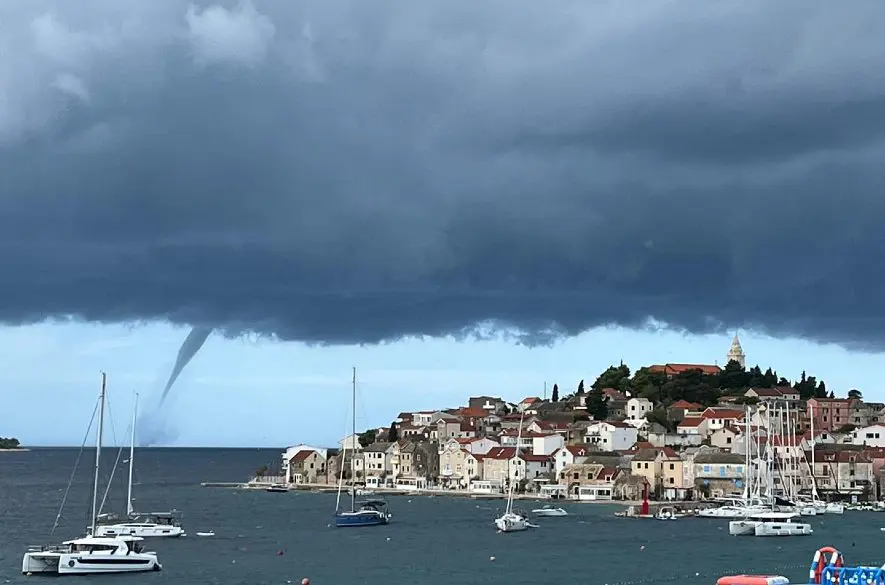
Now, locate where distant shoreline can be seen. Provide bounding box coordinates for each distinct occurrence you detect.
[0,448,29,452]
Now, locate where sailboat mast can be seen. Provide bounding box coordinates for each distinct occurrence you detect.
[743,405,750,501]
[810,402,817,501]
[351,366,356,512]
[127,392,138,517]
[90,372,107,536]
[506,412,525,514]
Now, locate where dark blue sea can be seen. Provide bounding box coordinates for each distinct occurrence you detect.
[1,448,883,584]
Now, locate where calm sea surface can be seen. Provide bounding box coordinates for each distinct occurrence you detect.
[1,448,883,584]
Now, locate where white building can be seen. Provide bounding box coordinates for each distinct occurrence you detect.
[339,433,361,451]
[583,421,638,451]
[281,444,329,476]
[852,424,885,448]
[626,397,653,420]
[438,437,500,455]
[362,442,395,477]
[532,433,565,455]
[552,445,592,474]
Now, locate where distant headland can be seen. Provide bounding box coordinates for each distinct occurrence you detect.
[0,437,26,451]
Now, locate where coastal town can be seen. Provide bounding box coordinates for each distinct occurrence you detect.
[272,336,885,504]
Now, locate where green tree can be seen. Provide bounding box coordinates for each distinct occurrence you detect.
[747,365,764,388]
[551,384,559,402]
[576,379,585,394]
[719,360,748,391]
[358,429,377,448]
[645,408,674,432]
[761,367,778,387]
[848,388,861,400]
[255,464,269,479]
[388,422,399,442]
[631,367,668,404]
[585,386,609,420]
[0,437,20,449]
[592,363,631,393]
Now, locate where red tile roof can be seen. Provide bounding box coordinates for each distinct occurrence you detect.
[649,363,722,376]
[702,408,744,420]
[670,400,703,410]
[520,453,552,463]
[556,445,593,457]
[521,397,541,404]
[456,407,490,418]
[485,447,517,460]
[291,450,315,463]
[598,467,619,481]
[677,417,704,428]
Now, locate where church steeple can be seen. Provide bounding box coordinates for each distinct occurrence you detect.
[727,334,746,368]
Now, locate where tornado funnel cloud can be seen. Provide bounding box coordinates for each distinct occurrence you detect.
[159,327,212,406]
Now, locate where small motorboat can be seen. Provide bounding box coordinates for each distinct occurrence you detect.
[195,531,215,537]
[531,505,567,517]
[655,506,682,520]
[265,484,289,493]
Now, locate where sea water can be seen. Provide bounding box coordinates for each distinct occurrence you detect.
[1,448,881,584]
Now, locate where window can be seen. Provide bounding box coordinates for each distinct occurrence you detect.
[669,463,675,470]
[703,465,711,473]
[669,477,674,484]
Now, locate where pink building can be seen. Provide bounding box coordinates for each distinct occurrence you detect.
[807,398,853,432]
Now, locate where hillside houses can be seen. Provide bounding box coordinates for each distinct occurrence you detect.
[274,352,885,502]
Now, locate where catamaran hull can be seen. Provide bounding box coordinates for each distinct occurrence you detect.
[22,552,161,574]
[729,520,760,535]
[335,511,389,527]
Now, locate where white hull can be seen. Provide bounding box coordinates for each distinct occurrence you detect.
[698,506,767,519]
[531,508,567,517]
[824,502,844,515]
[22,536,161,575]
[754,521,813,537]
[23,551,160,574]
[495,513,528,532]
[92,523,185,538]
[797,506,817,516]
[729,520,759,535]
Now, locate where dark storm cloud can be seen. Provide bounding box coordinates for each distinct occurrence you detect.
[2,0,885,347]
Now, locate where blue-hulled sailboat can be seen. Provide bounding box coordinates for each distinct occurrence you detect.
[334,367,391,528]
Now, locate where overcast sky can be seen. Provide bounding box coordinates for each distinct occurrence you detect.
[1,1,884,446]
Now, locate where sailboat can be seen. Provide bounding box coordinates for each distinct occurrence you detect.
[495,412,531,532]
[91,392,185,538]
[22,374,162,575]
[334,367,390,528]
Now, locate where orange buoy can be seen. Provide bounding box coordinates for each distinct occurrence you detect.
[717,576,790,585]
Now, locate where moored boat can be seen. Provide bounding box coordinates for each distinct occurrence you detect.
[23,536,160,575]
[531,505,567,517]
[21,374,164,575]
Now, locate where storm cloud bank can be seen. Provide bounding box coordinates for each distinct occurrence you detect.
[2,1,885,348]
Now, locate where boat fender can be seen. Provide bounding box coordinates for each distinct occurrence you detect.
[68,560,75,568]
[809,546,842,584]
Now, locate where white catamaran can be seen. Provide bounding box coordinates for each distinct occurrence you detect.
[90,392,185,538]
[22,374,162,575]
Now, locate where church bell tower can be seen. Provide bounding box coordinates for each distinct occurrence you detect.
[727,334,746,368]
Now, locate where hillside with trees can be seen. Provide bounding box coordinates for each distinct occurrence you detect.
[561,360,831,431]
[0,437,21,449]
